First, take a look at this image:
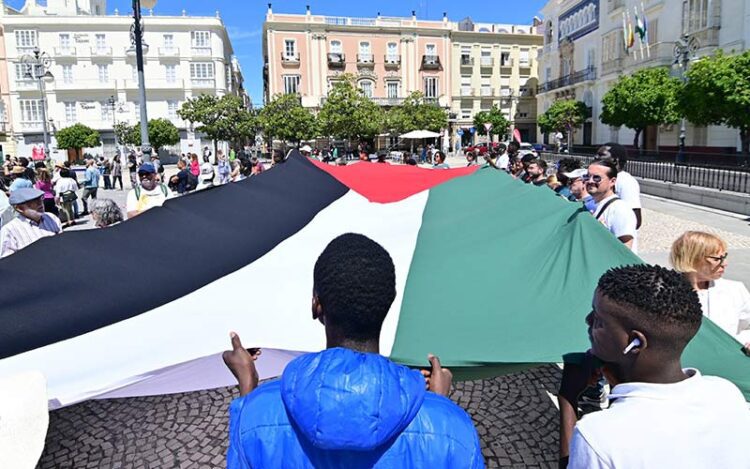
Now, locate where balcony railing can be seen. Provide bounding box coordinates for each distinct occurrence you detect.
[499,58,514,68]
[191,46,212,56]
[460,56,474,66]
[327,53,346,68]
[54,47,77,57]
[460,87,474,97]
[480,56,494,67]
[281,53,301,65]
[421,55,441,70]
[601,57,624,76]
[519,59,532,68]
[191,78,215,88]
[384,55,400,68]
[371,97,405,106]
[123,79,185,89]
[15,79,38,90]
[90,46,112,57]
[357,53,374,65]
[158,47,180,57]
[537,66,597,93]
[480,87,494,97]
[20,121,44,130]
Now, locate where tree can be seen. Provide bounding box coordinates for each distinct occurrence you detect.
[600,67,682,149]
[126,118,180,154]
[178,94,256,162]
[318,76,385,145]
[257,93,317,147]
[538,100,589,152]
[385,91,448,135]
[681,50,750,155]
[55,123,101,160]
[473,105,510,139]
[113,122,138,147]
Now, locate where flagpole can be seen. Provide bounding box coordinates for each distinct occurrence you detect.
[622,11,628,58]
[637,6,644,60]
[642,2,651,58]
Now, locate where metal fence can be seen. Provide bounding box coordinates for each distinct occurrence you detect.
[543,153,750,194]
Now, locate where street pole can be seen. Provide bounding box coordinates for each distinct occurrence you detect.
[108,96,119,157]
[673,34,698,163]
[132,0,152,161]
[21,47,54,161]
[38,74,51,160]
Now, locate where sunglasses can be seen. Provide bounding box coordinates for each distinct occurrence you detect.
[706,253,729,265]
[582,174,603,184]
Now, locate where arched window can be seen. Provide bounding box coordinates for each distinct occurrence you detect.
[359,79,374,98]
[330,40,342,54]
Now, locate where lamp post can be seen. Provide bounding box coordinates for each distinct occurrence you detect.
[673,34,699,161]
[503,93,520,143]
[20,47,54,161]
[107,95,121,157]
[128,0,157,161]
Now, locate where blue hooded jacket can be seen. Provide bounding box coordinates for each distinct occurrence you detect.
[227,348,484,468]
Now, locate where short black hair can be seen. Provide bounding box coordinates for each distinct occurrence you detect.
[434,150,446,162]
[508,141,520,151]
[596,143,628,170]
[589,159,618,179]
[529,158,547,170]
[313,233,397,341]
[598,265,702,353]
[557,158,582,173]
[496,143,507,153]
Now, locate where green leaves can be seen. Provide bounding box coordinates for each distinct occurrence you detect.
[473,106,510,137]
[113,119,180,152]
[56,123,101,150]
[600,67,681,138]
[385,91,448,135]
[538,100,588,134]
[257,93,317,144]
[178,94,257,145]
[318,77,384,141]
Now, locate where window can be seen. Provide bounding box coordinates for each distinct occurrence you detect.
[165,64,177,83]
[359,80,373,98]
[586,49,596,70]
[132,64,138,81]
[20,100,42,122]
[15,63,30,81]
[59,34,71,50]
[100,101,112,121]
[330,40,342,54]
[461,46,472,65]
[190,62,214,79]
[64,102,77,122]
[167,100,179,120]
[15,30,37,49]
[284,39,297,60]
[283,75,300,94]
[359,42,372,62]
[164,34,174,49]
[425,44,436,56]
[95,34,106,51]
[519,49,530,66]
[460,108,472,119]
[481,76,492,96]
[424,76,438,98]
[98,64,109,83]
[480,48,492,67]
[192,31,210,48]
[685,0,709,32]
[386,81,399,98]
[500,51,511,66]
[62,64,73,84]
[461,76,472,96]
[132,101,140,121]
[386,42,398,62]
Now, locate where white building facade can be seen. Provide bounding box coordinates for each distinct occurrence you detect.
[1,0,245,162]
[537,0,749,153]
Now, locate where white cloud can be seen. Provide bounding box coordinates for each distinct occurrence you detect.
[227,26,262,41]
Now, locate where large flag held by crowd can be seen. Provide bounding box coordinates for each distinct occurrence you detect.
[0,153,748,408]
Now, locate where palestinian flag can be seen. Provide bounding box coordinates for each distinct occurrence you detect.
[0,153,748,408]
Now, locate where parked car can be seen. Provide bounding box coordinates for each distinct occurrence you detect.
[501,142,539,159]
[464,142,501,156]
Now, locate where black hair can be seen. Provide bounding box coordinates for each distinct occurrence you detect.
[596,143,628,171]
[598,265,703,352]
[313,233,396,342]
[406,158,417,166]
[529,158,547,170]
[521,153,536,164]
[34,161,46,169]
[434,150,446,163]
[272,149,285,164]
[496,143,507,153]
[508,141,520,151]
[59,168,71,178]
[557,158,582,173]
[589,159,618,178]
[18,157,29,167]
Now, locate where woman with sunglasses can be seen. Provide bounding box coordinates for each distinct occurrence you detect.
[671,231,750,351]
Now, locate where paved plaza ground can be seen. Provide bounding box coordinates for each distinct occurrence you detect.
[42,162,749,468]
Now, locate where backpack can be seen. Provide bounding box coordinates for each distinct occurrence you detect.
[184,171,199,191]
[134,183,169,199]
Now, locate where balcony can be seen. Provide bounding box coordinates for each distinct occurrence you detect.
[56,79,115,91]
[190,78,215,88]
[499,58,514,69]
[15,79,38,91]
[90,46,112,59]
[460,87,474,97]
[601,57,624,76]
[421,55,442,70]
[518,59,532,69]
[537,66,597,93]
[384,55,400,69]
[460,56,474,67]
[20,121,44,131]
[357,53,374,67]
[54,47,77,58]
[158,47,180,59]
[123,78,185,90]
[281,52,301,67]
[687,26,721,49]
[371,97,405,106]
[480,56,494,68]
[0,121,8,133]
[191,46,212,57]
[480,87,494,97]
[327,52,346,69]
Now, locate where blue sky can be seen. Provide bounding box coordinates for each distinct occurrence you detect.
[8,0,548,104]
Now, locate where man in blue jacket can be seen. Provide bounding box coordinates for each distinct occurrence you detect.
[223,233,484,468]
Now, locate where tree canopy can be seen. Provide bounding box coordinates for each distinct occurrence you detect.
[600,67,682,149]
[257,92,317,146]
[318,76,384,142]
[178,94,256,158]
[114,119,180,153]
[55,124,101,160]
[385,91,448,135]
[538,99,589,150]
[473,105,510,138]
[681,50,750,154]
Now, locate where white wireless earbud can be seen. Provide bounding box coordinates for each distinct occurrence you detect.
[623,338,642,355]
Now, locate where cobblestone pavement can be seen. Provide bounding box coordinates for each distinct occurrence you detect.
[38,365,562,469]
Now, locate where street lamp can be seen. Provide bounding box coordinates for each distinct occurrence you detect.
[127,0,157,161]
[673,34,699,160]
[502,93,520,142]
[20,47,54,161]
[107,95,122,157]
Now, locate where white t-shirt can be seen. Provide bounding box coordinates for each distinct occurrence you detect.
[593,195,638,254]
[569,369,750,469]
[54,177,79,195]
[126,184,172,215]
[615,171,641,209]
[497,154,510,170]
[697,278,750,345]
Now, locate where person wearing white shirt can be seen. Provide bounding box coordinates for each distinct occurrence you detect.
[596,143,642,229]
[671,231,750,350]
[585,160,638,253]
[558,265,750,469]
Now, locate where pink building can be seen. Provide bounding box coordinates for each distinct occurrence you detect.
[263,5,452,110]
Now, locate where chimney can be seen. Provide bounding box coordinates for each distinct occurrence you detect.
[306,5,311,15]
[411,10,416,21]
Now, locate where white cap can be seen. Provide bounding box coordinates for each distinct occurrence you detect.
[300,145,313,153]
[563,168,587,179]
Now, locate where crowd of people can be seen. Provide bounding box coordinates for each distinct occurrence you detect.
[1,142,749,468]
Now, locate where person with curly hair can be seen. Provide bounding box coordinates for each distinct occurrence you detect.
[89,198,124,228]
[558,265,750,469]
